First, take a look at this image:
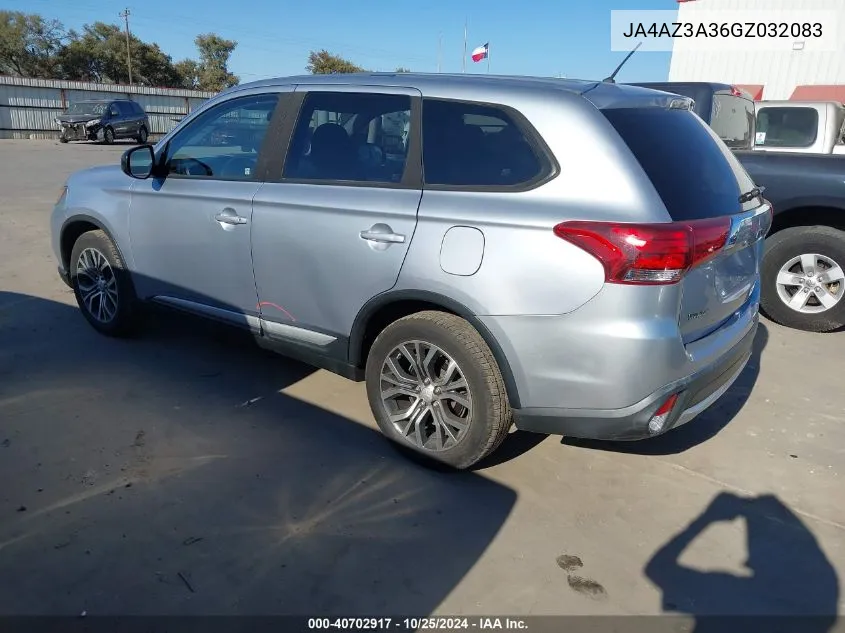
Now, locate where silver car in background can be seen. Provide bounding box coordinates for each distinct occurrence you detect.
[50,73,770,469]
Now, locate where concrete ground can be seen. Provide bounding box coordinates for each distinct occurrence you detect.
[0,140,844,624]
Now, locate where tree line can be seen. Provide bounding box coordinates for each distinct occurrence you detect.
[0,11,410,93]
[0,11,238,91]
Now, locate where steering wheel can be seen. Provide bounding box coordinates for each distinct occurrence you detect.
[220,155,258,179]
[178,157,214,177]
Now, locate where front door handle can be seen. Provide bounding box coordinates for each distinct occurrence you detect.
[214,208,248,226]
[360,228,405,244]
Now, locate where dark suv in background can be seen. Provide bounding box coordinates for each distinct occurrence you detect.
[56,99,150,145]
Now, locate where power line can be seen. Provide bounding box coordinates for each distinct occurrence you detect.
[119,8,132,85]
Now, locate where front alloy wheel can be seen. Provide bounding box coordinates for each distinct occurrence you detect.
[380,340,473,452]
[69,229,137,337]
[75,247,119,324]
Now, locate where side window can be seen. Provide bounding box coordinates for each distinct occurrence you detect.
[283,91,412,184]
[422,99,547,187]
[755,107,819,148]
[108,103,120,118]
[165,93,279,180]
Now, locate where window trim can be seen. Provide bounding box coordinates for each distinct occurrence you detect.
[420,96,559,193]
[156,92,285,183]
[755,106,820,149]
[268,89,423,190]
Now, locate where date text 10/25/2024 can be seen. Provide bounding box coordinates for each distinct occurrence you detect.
[307,617,528,630]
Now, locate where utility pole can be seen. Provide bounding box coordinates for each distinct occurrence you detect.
[437,32,442,73]
[119,8,133,85]
[462,19,467,73]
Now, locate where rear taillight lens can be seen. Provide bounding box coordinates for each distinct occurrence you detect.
[553,218,730,285]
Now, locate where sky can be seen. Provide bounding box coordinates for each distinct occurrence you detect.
[8,0,678,83]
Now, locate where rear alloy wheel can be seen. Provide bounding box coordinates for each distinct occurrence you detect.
[69,230,138,337]
[365,311,512,469]
[137,126,148,144]
[103,127,115,144]
[761,226,845,332]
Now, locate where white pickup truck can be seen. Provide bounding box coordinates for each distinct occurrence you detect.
[754,100,845,154]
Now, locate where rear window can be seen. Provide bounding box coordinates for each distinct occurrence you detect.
[756,106,818,148]
[602,106,757,221]
[711,94,755,150]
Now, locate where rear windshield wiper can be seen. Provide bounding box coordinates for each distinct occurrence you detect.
[739,186,764,204]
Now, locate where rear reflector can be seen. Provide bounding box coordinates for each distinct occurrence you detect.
[553,218,731,285]
[648,394,679,434]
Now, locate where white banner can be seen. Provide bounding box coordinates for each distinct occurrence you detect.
[610,9,839,52]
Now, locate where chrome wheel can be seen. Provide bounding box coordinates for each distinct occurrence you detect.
[776,253,844,314]
[380,340,473,452]
[75,247,119,323]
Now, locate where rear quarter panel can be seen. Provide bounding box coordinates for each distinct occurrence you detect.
[400,90,669,316]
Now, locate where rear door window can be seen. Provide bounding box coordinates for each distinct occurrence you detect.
[756,106,819,148]
[602,106,757,221]
[711,94,755,150]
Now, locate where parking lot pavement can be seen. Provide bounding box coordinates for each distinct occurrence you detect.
[1,140,844,621]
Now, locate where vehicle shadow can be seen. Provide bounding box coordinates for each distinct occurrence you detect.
[645,491,840,633]
[0,291,517,615]
[562,322,768,456]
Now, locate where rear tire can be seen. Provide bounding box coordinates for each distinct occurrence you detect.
[761,226,845,332]
[365,311,512,470]
[137,126,148,144]
[69,230,138,337]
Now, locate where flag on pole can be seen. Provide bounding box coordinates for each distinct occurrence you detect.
[471,43,489,63]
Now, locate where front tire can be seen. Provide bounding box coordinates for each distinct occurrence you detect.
[69,230,138,337]
[103,127,115,144]
[761,226,845,332]
[365,311,512,470]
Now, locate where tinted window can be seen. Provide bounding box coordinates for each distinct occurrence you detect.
[422,99,545,187]
[108,103,120,117]
[711,94,755,150]
[165,93,278,180]
[117,102,134,115]
[602,107,757,221]
[756,107,819,148]
[284,92,411,184]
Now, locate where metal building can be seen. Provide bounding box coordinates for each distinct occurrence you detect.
[0,76,215,140]
[668,0,845,101]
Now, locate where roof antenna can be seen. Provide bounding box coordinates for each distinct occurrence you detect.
[603,42,642,84]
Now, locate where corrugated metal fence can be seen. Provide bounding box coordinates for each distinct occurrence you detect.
[0,76,216,140]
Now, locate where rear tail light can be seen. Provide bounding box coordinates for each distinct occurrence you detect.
[553,218,730,285]
[648,393,679,434]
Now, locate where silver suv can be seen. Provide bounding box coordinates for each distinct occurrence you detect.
[50,73,771,469]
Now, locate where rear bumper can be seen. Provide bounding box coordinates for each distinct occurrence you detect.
[512,320,756,440]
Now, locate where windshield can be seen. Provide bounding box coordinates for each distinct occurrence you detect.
[756,106,819,148]
[66,102,106,116]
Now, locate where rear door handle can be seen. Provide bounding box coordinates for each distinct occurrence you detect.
[360,230,405,244]
[214,209,248,226]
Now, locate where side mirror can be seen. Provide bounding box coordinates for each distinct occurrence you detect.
[121,144,156,179]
